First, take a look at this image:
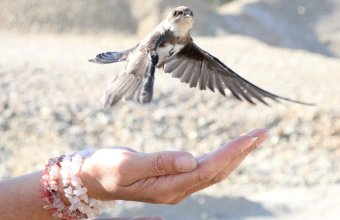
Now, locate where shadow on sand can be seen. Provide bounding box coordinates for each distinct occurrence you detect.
[103,194,274,220]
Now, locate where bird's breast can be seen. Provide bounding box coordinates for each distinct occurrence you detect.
[157,43,184,61]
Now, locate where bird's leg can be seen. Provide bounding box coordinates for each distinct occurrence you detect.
[139,51,159,104]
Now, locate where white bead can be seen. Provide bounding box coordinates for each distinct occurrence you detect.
[74,187,87,196]
[69,204,78,211]
[63,155,71,162]
[88,198,97,207]
[71,196,80,203]
[70,176,81,186]
[80,193,89,204]
[50,184,58,191]
[50,165,59,173]
[65,194,72,199]
[62,178,70,186]
[64,186,73,195]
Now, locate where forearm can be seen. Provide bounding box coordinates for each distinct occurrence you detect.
[0,171,53,220]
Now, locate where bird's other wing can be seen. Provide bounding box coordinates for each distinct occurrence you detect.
[163,42,314,106]
[89,45,137,64]
[101,47,151,107]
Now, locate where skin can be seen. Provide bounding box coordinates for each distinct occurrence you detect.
[0,128,267,220]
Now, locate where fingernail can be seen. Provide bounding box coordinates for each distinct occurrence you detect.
[175,155,197,172]
[247,128,269,138]
[241,136,258,152]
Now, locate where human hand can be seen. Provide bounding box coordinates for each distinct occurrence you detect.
[79,129,267,204]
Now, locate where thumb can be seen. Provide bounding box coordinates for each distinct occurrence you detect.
[132,151,197,179]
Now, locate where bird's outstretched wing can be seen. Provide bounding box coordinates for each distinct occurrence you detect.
[89,45,149,106]
[89,46,136,64]
[164,42,313,105]
[91,32,166,107]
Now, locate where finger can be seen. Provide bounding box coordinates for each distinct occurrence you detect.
[126,151,197,180]
[195,128,268,176]
[187,144,258,194]
[196,129,266,179]
[206,128,268,165]
[184,128,268,194]
[161,129,268,193]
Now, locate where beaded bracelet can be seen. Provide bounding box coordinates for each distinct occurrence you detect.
[60,151,115,218]
[41,150,115,219]
[40,155,84,219]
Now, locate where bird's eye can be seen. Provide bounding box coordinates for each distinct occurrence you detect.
[173,10,184,17]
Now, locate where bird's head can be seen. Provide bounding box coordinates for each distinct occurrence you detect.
[164,6,194,37]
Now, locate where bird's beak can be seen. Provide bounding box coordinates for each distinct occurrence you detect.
[184,11,193,18]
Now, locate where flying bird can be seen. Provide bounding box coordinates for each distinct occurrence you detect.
[89,6,312,107]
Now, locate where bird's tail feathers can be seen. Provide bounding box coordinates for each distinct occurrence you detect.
[101,72,144,107]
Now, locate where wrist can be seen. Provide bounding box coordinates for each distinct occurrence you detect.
[41,150,116,220]
[78,153,111,201]
[58,156,99,205]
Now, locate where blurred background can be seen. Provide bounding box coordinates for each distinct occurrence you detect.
[0,0,339,219]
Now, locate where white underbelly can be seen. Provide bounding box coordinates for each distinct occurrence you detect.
[157,43,184,60]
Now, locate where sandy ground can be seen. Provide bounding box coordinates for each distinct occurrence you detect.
[106,185,340,220]
[0,31,339,219]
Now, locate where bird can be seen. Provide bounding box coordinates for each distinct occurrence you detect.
[89,6,313,107]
